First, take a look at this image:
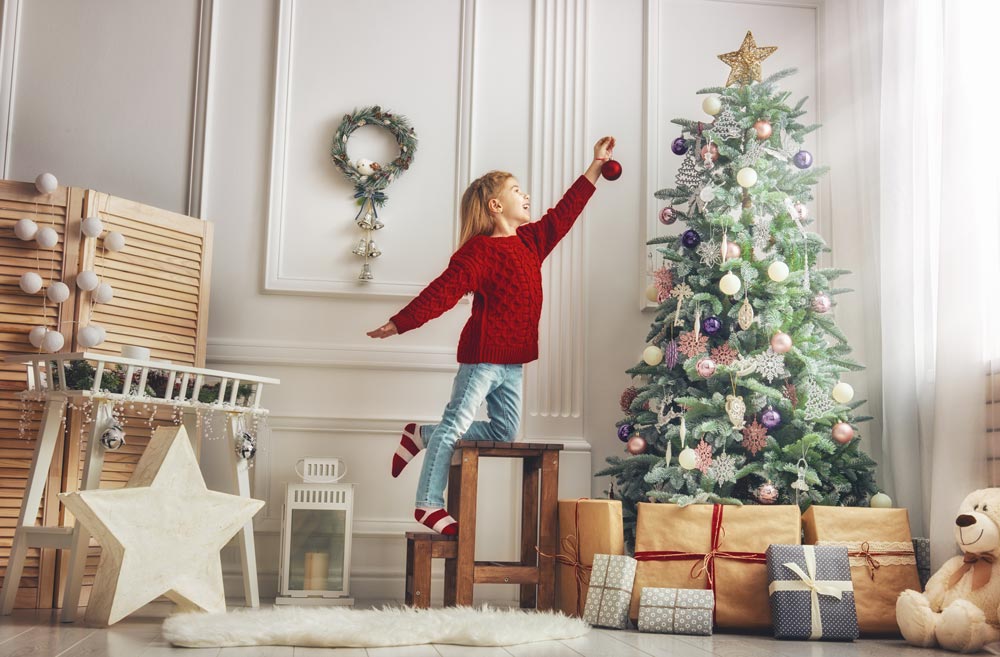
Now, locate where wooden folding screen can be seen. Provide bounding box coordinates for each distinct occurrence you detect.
[0,181,212,608]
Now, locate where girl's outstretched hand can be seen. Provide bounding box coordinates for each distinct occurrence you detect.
[367,321,398,339]
[594,136,616,162]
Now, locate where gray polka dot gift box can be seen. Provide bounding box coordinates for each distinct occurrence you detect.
[637,587,714,635]
[766,544,859,641]
[913,538,931,589]
[582,554,637,629]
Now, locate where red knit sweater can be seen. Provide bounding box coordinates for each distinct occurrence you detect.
[390,176,596,364]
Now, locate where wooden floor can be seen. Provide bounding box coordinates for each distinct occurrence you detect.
[0,601,957,657]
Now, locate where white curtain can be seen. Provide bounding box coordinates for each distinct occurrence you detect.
[878,0,999,565]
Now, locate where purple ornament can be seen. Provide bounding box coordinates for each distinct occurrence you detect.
[664,339,679,368]
[681,229,701,249]
[659,206,677,225]
[760,408,782,429]
[617,423,632,442]
[701,316,722,336]
[793,150,813,169]
[671,137,688,155]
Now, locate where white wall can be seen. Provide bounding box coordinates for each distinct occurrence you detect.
[0,0,883,603]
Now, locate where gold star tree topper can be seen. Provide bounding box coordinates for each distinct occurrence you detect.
[718,31,777,87]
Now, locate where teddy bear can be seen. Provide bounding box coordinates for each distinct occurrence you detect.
[896,488,1000,653]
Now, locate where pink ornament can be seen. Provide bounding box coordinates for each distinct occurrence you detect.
[756,482,779,504]
[696,357,717,378]
[725,242,742,260]
[811,293,832,313]
[770,332,793,354]
[627,435,647,455]
[832,422,855,444]
[754,119,773,140]
[658,206,677,225]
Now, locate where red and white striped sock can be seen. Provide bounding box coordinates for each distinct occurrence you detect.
[391,422,423,478]
[414,507,458,536]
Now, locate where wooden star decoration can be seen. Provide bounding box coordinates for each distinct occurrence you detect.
[718,31,777,87]
[59,425,264,626]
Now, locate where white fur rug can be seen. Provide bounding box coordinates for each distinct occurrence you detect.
[161,605,590,648]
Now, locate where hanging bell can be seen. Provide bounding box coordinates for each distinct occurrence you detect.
[371,218,384,230]
[100,423,126,451]
[356,212,374,230]
[358,263,374,281]
[367,240,382,258]
[352,238,368,256]
[235,431,256,460]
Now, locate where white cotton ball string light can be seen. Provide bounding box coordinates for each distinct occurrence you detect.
[81,216,104,238]
[34,173,58,195]
[41,330,64,353]
[19,272,43,294]
[104,231,126,252]
[78,325,105,348]
[93,282,114,304]
[28,326,47,348]
[76,270,99,291]
[35,226,58,248]
[14,218,38,241]
[46,281,70,304]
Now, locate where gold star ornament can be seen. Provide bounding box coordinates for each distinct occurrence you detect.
[718,31,777,87]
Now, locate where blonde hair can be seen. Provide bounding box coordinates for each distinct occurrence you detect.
[459,170,513,248]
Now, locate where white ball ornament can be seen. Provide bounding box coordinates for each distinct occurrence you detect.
[719,272,741,295]
[768,261,789,282]
[645,284,660,303]
[736,167,758,188]
[35,226,58,248]
[678,447,698,470]
[870,492,893,508]
[699,186,716,203]
[104,231,126,252]
[832,381,855,404]
[46,281,70,304]
[81,215,104,238]
[702,94,722,116]
[40,330,64,353]
[34,173,58,194]
[19,271,43,294]
[78,325,105,348]
[14,218,38,241]
[76,270,99,291]
[643,345,664,366]
[28,325,47,348]
[93,282,114,304]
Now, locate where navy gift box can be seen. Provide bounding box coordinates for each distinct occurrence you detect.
[766,544,859,641]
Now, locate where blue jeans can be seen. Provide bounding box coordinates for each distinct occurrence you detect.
[415,363,523,508]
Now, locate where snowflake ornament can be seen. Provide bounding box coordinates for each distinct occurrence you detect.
[708,452,739,483]
[754,348,786,382]
[803,379,836,421]
[694,439,714,474]
[710,343,739,366]
[678,331,709,358]
[696,240,722,267]
[752,215,773,252]
[742,420,768,456]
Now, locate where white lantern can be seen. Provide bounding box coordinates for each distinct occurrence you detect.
[81,215,104,238]
[19,272,43,294]
[46,281,70,303]
[832,381,855,404]
[719,272,741,295]
[35,172,58,194]
[35,226,58,248]
[702,94,722,116]
[276,457,354,606]
[104,231,126,252]
[93,282,114,304]
[41,330,64,353]
[736,167,758,188]
[78,325,105,348]
[768,261,789,282]
[76,270,99,291]
[28,325,47,348]
[14,218,38,241]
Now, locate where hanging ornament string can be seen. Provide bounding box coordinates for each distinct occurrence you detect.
[330,106,418,282]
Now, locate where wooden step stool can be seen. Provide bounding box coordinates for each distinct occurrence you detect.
[444,440,561,609]
[404,532,457,608]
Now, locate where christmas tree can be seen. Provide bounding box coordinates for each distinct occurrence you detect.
[598,32,877,547]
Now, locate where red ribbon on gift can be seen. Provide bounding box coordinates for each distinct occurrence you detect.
[536,498,593,616]
[633,504,766,621]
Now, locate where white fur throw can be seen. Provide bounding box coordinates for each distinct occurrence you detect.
[162,605,590,648]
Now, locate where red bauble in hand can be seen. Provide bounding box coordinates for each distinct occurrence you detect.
[601,159,622,181]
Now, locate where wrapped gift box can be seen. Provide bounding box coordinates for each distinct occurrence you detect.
[767,544,859,641]
[802,506,920,635]
[554,499,624,617]
[630,503,801,630]
[582,554,636,629]
[913,538,931,590]
[637,587,714,635]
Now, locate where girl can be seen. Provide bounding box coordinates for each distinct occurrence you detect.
[367,136,615,535]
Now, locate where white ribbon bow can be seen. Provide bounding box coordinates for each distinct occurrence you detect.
[767,545,853,640]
